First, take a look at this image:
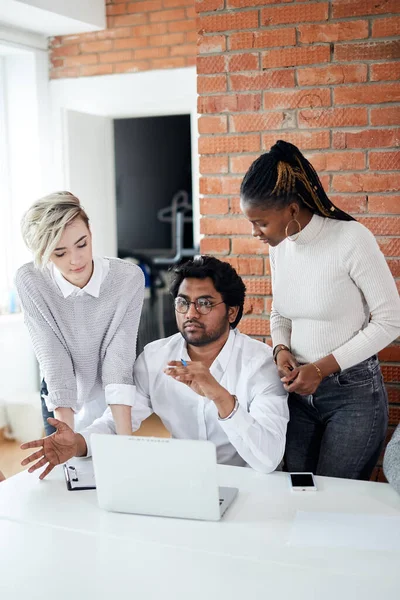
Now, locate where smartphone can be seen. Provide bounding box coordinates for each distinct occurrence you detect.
[289,472,317,492]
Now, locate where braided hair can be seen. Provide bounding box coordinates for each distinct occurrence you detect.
[240,140,355,222]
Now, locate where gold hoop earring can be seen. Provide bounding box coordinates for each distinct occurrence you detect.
[285,219,302,242]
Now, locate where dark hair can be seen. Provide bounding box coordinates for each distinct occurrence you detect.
[240,140,355,222]
[169,255,246,329]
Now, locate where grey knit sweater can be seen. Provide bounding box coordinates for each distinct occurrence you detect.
[15,259,144,413]
[383,424,400,495]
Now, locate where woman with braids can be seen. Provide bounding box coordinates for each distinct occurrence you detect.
[240,140,400,480]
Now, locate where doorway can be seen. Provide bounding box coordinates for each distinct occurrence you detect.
[114,113,195,349]
[51,66,199,257]
[114,114,193,259]
[52,68,198,348]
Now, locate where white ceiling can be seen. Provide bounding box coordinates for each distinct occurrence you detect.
[0,0,105,37]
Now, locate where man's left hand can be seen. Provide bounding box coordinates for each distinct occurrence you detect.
[280,364,322,395]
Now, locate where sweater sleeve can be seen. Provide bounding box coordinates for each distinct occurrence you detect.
[332,223,400,371]
[15,267,78,412]
[269,247,292,348]
[102,267,145,406]
[383,424,400,495]
[81,351,153,456]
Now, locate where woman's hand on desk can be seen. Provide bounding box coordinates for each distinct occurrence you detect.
[20,418,87,480]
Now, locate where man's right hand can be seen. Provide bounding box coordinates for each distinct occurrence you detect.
[20,418,86,480]
[276,350,299,380]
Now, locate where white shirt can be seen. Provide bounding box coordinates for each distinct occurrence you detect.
[49,256,110,299]
[82,329,289,473]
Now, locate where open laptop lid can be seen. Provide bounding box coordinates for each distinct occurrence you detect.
[91,435,222,521]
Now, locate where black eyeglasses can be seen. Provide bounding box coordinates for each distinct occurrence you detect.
[174,297,225,315]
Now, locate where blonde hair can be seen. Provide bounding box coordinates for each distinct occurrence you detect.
[21,191,90,268]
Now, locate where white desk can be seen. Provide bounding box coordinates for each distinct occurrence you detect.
[1,464,399,599]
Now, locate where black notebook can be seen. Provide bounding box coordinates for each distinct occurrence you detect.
[63,460,96,491]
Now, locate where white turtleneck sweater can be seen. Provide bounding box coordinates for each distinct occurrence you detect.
[270,214,400,371]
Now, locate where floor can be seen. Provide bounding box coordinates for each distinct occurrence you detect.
[0,414,169,479]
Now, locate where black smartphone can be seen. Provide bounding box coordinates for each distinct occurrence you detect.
[289,472,317,491]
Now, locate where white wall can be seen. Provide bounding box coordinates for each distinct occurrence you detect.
[64,110,117,258]
[35,46,52,199]
[50,67,198,119]
[0,314,39,397]
[50,67,200,245]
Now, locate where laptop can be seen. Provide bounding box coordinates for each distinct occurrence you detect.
[91,434,238,521]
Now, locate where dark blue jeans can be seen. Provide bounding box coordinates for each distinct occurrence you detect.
[40,380,56,436]
[285,355,388,480]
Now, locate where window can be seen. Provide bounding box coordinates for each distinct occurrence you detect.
[0,57,13,312]
[0,43,47,314]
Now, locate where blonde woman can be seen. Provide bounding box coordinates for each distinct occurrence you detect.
[15,192,144,471]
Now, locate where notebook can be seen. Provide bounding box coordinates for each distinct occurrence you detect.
[63,459,96,491]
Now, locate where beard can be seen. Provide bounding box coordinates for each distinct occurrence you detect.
[179,315,230,347]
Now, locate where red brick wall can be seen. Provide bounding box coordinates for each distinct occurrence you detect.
[196,0,400,480]
[50,0,197,78]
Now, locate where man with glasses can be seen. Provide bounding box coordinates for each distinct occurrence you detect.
[21,256,289,476]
